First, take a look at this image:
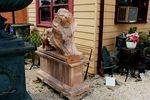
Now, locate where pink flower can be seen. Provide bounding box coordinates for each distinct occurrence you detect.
[126,32,139,43]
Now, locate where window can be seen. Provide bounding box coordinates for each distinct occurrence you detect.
[36,0,73,27]
[115,0,149,23]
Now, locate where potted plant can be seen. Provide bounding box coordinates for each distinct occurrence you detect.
[25,28,42,68]
[28,28,42,47]
[128,27,137,34]
[126,28,139,49]
[139,32,149,43]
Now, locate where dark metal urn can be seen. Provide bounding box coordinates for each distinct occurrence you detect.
[0,0,34,100]
[0,0,33,12]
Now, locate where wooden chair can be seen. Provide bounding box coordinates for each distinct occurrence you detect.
[29,51,40,70]
[102,46,118,76]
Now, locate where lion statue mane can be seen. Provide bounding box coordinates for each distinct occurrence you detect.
[41,8,81,56]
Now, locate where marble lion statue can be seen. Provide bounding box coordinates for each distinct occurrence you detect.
[41,8,81,56]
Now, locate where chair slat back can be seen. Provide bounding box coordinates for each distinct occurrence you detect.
[102,46,111,67]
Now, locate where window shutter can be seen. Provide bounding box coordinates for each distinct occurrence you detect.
[147,3,150,23]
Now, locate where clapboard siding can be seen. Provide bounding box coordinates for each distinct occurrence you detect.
[74,4,95,12]
[27,0,150,74]
[74,0,97,74]
[28,0,36,25]
[96,0,150,51]
[94,0,150,71]
[74,32,94,41]
[74,0,95,4]
[74,11,95,19]
[27,0,97,74]
[75,18,95,26]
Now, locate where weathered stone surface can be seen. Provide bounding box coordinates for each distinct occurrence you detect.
[41,9,81,56]
[38,9,89,100]
[36,48,90,99]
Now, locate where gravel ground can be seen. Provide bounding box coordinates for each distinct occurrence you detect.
[25,64,150,100]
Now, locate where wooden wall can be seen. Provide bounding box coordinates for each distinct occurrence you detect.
[99,0,150,52]
[27,0,98,74]
[73,0,98,74]
[94,0,150,74]
[28,0,150,74]
[27,0,36,24]
[27,1,46,33]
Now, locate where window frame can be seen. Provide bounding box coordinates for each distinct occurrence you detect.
[115,0,149,24]
[36,0,73,27]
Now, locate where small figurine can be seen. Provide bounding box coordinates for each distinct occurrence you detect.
[0,15,7,29]
[0,15,16,39]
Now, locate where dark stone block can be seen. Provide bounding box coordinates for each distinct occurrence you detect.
[0,39,35,100]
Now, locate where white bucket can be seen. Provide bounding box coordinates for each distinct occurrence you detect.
[126,41,137,49]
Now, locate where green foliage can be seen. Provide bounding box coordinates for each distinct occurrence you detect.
[128,27,137,34]
[148,37,150,42]
[28,28,42,47]
[22,32,30,42]
[139,32,149,43]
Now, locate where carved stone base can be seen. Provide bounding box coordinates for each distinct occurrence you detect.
[36,48,90,99]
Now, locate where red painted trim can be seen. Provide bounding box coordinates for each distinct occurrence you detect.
[68,0,73,14]
[35,0,74,28]
[37,23,51,28]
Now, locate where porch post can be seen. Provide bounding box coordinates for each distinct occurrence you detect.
[97,0,104,76]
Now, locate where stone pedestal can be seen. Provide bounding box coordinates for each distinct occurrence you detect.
[0,39,35,100]
[36,48,90,99]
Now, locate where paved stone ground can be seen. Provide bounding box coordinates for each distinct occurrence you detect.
[25,64,150,100]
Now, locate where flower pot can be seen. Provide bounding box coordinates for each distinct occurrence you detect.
[126,41,137,49]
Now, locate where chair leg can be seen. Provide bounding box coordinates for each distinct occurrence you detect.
[107,68,113,76]
[125,67,129,82]
[111,69,114,77]
[29,52,40,70]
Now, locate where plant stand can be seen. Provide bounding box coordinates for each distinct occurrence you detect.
[36,48,90,99]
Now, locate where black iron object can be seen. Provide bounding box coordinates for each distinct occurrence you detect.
[29,52,40,70]
[143,47,150,67]
[84,49,93,80]
[0,15,16,39]
[0,40,35,100]
[11,23,33,38]
[117,47,139,82]
[0,0,34,99]
[116,33,127,48]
